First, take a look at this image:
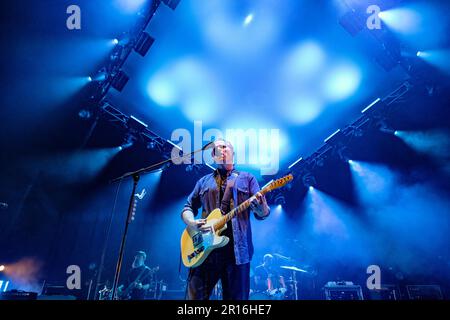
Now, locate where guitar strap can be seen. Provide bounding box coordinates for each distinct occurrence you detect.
[220,171,239,215]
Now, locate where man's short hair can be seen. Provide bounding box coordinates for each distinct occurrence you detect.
[211,138,234,156]
[135,251,147,260]
[263,254,273,261]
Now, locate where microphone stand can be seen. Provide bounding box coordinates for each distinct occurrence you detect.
[109,142,214,300]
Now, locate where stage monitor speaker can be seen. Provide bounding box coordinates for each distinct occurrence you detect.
[368,284,401,300]
[407,285,443,300]
[0,290,37,300]
[160,289,185,300]
[37,295,77,300]
[324,281,364,300]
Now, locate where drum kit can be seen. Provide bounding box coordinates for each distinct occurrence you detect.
[250,265,309,300]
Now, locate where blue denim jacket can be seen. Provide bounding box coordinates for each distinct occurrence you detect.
[182,169,269,265]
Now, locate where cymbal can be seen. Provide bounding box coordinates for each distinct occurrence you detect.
[272,253,292,261]
[280,265,307,273]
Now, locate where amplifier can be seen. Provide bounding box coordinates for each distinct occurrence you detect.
[160,289,185,300]
[37,295,77,300]
[324,281,364,300]
[0,290,38,300]
[407,285,443,300]
[367,284,401,300]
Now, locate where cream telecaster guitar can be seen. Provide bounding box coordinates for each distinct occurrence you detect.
[180,174,293,268]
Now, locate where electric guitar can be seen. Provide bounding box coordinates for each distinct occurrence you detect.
[180,174,294,268]
[117,266,159,300]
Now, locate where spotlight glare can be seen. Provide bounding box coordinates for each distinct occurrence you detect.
[93,68,108,82]
[78,109,92,120]
[121,142,133,150]
[0,265,5,272]
[0,279,9,292]
[87,76,92,82]
[309,186,314,191]
[112,38,119,45]
[244,13,254,26]
[416,51,422,57]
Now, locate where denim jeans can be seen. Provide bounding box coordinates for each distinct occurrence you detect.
[185,245,250,300]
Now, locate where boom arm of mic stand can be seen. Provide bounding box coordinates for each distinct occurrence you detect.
[109,146,208,184]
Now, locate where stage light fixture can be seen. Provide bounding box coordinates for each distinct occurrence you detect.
[147,140,156,150]
[274,193,286,206]
[161,162,171,171]
[337,146,351,163]
[302,173,317,189]
[161,0,180,10]
[111,70,129,92]
[78,109,92,120]
[376,120,397,135]
[134,32,155,57]
[315,157,325,167]
[119,134,135,151]
[92,68,108,82]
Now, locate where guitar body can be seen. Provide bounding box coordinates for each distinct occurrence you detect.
[181,208,229,268]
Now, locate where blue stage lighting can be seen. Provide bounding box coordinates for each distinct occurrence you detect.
[323,63,361,101]
[116,0,147,13]
[415,49,450,75]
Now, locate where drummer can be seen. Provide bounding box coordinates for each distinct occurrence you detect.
[253,254,286,294]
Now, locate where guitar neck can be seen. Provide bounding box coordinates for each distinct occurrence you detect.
[213,188,269,231]
[211,174,292,231]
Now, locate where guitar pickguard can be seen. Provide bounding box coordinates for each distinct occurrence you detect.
[183,218,228,266]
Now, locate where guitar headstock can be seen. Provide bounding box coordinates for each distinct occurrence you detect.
[151,266,160,273]
[263,174,294,192]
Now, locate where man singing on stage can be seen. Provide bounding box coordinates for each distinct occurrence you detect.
[181,139,270,300]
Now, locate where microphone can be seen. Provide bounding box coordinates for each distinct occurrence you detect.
[202,140,216,151]
[0,202,8,210]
